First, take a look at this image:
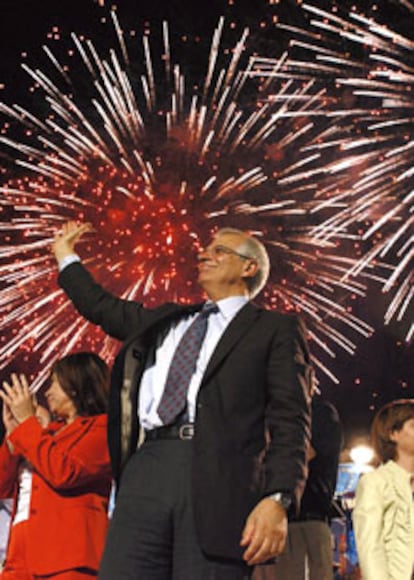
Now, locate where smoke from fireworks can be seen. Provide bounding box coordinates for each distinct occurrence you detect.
[0,9,375,390]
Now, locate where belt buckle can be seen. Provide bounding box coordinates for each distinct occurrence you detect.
[178,424,194,440]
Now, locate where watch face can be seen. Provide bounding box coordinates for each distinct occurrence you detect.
[271,493,292,509]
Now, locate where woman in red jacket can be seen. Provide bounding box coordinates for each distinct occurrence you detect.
[0,352,112,580]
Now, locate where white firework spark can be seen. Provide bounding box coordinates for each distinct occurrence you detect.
[0,11,375,388]
[258,0,413,342]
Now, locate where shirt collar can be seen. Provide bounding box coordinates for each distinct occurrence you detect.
[206,295,249,320]
[388,459,414,483]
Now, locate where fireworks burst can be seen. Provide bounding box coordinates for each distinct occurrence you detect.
[0,10,374,389]
[267,1,414,342]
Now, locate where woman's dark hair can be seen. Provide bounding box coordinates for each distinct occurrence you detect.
[371,399,414,462]
[51,352,109,416]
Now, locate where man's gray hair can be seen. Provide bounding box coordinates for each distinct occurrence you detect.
[215,228,270,298]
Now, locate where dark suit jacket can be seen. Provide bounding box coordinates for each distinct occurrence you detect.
[293,397,342,522]
[59,262,312,560]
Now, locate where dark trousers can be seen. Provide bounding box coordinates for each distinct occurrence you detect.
[99,438,252,580]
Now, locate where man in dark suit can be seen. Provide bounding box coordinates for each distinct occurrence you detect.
[53,222,312,580]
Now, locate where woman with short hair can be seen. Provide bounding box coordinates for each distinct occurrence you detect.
[353,399,414,580]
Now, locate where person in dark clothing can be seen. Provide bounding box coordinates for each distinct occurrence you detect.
[254,393,342,580]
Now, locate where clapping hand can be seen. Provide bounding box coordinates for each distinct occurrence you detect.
[1,399,18,435]
[0,374,36,427]
[35,405,51,428]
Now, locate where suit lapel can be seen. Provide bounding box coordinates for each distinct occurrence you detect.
[201,302,261,386]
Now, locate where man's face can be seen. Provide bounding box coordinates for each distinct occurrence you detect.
[197,232,257,300]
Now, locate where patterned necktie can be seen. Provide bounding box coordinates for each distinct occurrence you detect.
[157,303,218,425]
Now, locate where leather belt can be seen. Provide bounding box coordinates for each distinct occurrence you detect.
[145,423,195,441]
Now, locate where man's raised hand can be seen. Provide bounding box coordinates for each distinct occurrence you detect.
[52,221,92,263]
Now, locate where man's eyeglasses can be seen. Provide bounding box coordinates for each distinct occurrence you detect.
[200,244,255,261]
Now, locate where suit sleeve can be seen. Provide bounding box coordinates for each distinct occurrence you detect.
[0,440,20,498]
[307,398,343,506]
[353,472,389,580]
[58,262,145,340]
[8,416,111,491]
[264,314,312,506]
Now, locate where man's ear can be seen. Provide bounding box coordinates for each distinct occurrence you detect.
[242,260,258,279]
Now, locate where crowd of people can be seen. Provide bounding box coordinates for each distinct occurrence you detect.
[0,221,413,579]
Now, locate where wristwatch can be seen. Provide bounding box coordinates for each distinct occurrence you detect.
[267,492,292,511]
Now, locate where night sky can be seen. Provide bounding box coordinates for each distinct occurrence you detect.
[0,0,413,447]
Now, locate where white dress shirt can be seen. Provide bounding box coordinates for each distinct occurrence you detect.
[139,295,248,429]
[13,463,32,526]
